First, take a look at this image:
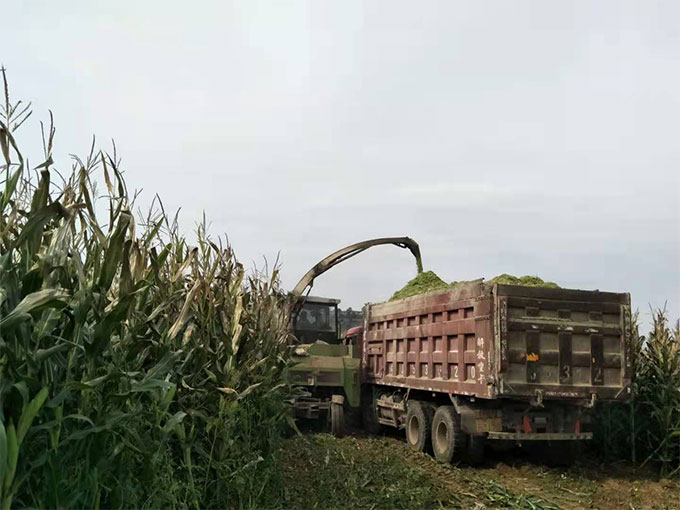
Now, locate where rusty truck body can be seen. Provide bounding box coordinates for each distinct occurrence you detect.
[360,281,632,463]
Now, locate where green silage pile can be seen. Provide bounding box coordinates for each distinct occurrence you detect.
[390,272,559,301]
[488,273,559,288]
[389,271,449,301]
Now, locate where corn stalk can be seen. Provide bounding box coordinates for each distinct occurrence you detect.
[0,71,294,508]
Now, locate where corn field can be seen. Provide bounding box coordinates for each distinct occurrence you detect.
[594,310,680,478]
[0,72,294,508]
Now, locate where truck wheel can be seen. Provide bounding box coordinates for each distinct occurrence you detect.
[330,397,345,437]
[405,401,432,453]
[431,405,465,463]
[464,435,485,465]
[361,389,381,434]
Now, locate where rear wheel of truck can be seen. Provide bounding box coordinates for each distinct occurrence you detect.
[330,395,345,437]
[431,405,465,463]
[405,401,432,453]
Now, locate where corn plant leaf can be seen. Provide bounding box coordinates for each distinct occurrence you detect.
[126,378,175,395]
[88,294,133,356]
[101,153,114,196]
[0,419,7,480]
[119,239,133,296]
[168,279,201,340]
[266,383,287,394]
[1,166,22,213]
[4,422,17,493]
[35,343,71,362]
[65,413,128,442]
[145,351,182,381]
[159,385,177,413]
[63,414,95,426]
[162,412,187,434]
[172,247,197,283]
[29,169,50,216]
[33,308,62,342]
[97,210,131,292]
[13,202,68,257]
[0,289,69,331]
[17,387,49,446]
[79,371,123,389]
[143,218,163,247]
[238,382,262,399]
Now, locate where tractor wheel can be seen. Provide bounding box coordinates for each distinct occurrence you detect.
[405,401,432,453]
[330,395,345,437]
[431,405,466,463]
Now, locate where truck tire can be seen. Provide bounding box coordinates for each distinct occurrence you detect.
[405,401,432,453]
[431,405,465,463]
[330,401,344,437]
[362,389,381,434]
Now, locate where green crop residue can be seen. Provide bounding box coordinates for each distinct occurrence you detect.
[488,274,560,288]
[390,273,559,301]
[389,271,449,301]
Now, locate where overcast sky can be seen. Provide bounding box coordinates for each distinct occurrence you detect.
[3,1,679,324]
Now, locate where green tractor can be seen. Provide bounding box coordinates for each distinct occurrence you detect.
[289,296,361,436]
[288,237,422,435]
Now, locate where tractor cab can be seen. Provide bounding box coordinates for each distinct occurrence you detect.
[293,296,340,344]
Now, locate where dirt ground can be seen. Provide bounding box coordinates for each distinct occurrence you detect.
[277,431,679,510]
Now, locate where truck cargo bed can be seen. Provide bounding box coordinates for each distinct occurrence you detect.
[363,282,631,402]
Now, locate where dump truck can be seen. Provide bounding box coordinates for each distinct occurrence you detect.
[360,281,632,463]
[289,238,632,462]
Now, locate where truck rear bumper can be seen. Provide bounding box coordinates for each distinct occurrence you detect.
[487,431,593,441]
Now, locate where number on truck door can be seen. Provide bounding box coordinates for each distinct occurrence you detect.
[561,364,571,381]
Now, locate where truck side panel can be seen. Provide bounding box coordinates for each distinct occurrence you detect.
[363,283,494,398]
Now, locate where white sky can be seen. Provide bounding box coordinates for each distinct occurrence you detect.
[2,1,679,324]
